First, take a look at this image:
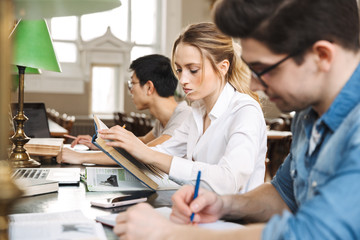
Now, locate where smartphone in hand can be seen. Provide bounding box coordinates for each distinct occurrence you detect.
[91,195,147,208]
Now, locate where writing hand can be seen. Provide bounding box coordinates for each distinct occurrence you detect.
[170,185,224,224]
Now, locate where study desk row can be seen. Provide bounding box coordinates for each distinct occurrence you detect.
[10,163,175,240]
[48,119,69,137]
[11,129,292,239]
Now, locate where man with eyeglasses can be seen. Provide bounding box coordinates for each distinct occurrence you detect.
[126,54,191,146]
[111,0,360,239]
[58,54,191,165]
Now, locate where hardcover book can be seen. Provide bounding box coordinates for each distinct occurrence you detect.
[92,115,179,191]
[24,138,64,157]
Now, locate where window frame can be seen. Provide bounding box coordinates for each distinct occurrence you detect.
[45,0,163,117]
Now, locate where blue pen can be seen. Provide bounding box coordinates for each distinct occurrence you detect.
[190,170,201,222]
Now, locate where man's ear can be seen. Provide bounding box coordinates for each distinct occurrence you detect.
[218,59,230,77]
[146,80,155,95]
[312,40,335,72]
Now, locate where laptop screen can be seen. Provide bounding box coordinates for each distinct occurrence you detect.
[11,102,51,138]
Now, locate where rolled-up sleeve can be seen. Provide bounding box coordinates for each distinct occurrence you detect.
[271,153,297,213]
[263,146,360,240]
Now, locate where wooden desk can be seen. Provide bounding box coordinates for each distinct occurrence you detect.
[267,130,292,140]
[10,163,175,240]
[48,119,68,137]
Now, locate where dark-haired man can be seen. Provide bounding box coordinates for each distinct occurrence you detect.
[58,54,191,165]
[113,0,360,239]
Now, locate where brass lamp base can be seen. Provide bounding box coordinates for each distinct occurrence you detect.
[9,117,41,168]
[9,153,41,168]
[9,65,40,168]
[9,134,40,168]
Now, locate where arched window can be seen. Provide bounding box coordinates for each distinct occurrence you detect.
[45,0,162,116]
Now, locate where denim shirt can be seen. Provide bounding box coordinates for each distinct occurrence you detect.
[263,63,360,240]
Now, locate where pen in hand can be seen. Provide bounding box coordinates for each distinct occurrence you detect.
[63,134,77,140]
[190,170,201,223]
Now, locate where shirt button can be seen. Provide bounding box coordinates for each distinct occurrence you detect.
[312,181,317,188]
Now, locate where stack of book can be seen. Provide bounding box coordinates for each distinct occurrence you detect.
[24,138,64,157]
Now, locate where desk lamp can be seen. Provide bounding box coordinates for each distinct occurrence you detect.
[9,19,61,168]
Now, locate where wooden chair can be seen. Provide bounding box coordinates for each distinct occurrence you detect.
[114,111,134,133]
[60,113,76,134]
[265,114,293,180]
[114,112,127,127]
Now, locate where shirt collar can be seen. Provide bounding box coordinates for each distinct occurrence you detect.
[320,62,360,132]
[191,82,236,121]
[209,83,236,121]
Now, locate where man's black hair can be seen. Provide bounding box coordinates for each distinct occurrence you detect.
[129,54,178,97]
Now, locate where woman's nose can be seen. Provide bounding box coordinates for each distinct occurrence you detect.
[178,73,189,86]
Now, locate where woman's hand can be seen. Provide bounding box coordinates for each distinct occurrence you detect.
[57,148,85,164]
[70,135,98,150]
[98,125,152,163]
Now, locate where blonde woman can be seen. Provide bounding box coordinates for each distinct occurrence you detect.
[98,22,267,194]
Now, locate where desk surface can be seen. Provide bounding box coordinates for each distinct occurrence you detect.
[11,163,175,240]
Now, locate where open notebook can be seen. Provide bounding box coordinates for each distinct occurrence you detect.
[92,115,180,191]
[96,207,244,230]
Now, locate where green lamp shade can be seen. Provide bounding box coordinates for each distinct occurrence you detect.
[24,67,41,74]
[14,0,121,20]
[10,19,61,73]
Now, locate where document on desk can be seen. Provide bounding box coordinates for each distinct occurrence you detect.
[9,210,106,240]
[84,167,179,191]
[63,143,90,152]
[96,207,244,230]
[85,167,149,191]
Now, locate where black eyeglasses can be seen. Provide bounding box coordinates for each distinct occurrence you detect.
[127,80,140,91]
[242,51,299,88]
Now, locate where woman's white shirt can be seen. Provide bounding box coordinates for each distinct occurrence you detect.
[152,83,267,195]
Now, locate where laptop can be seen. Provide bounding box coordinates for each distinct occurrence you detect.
[13,168,81,185]
[11,102,51,138]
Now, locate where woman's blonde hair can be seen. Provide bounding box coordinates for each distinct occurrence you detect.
[172,22,259,103]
